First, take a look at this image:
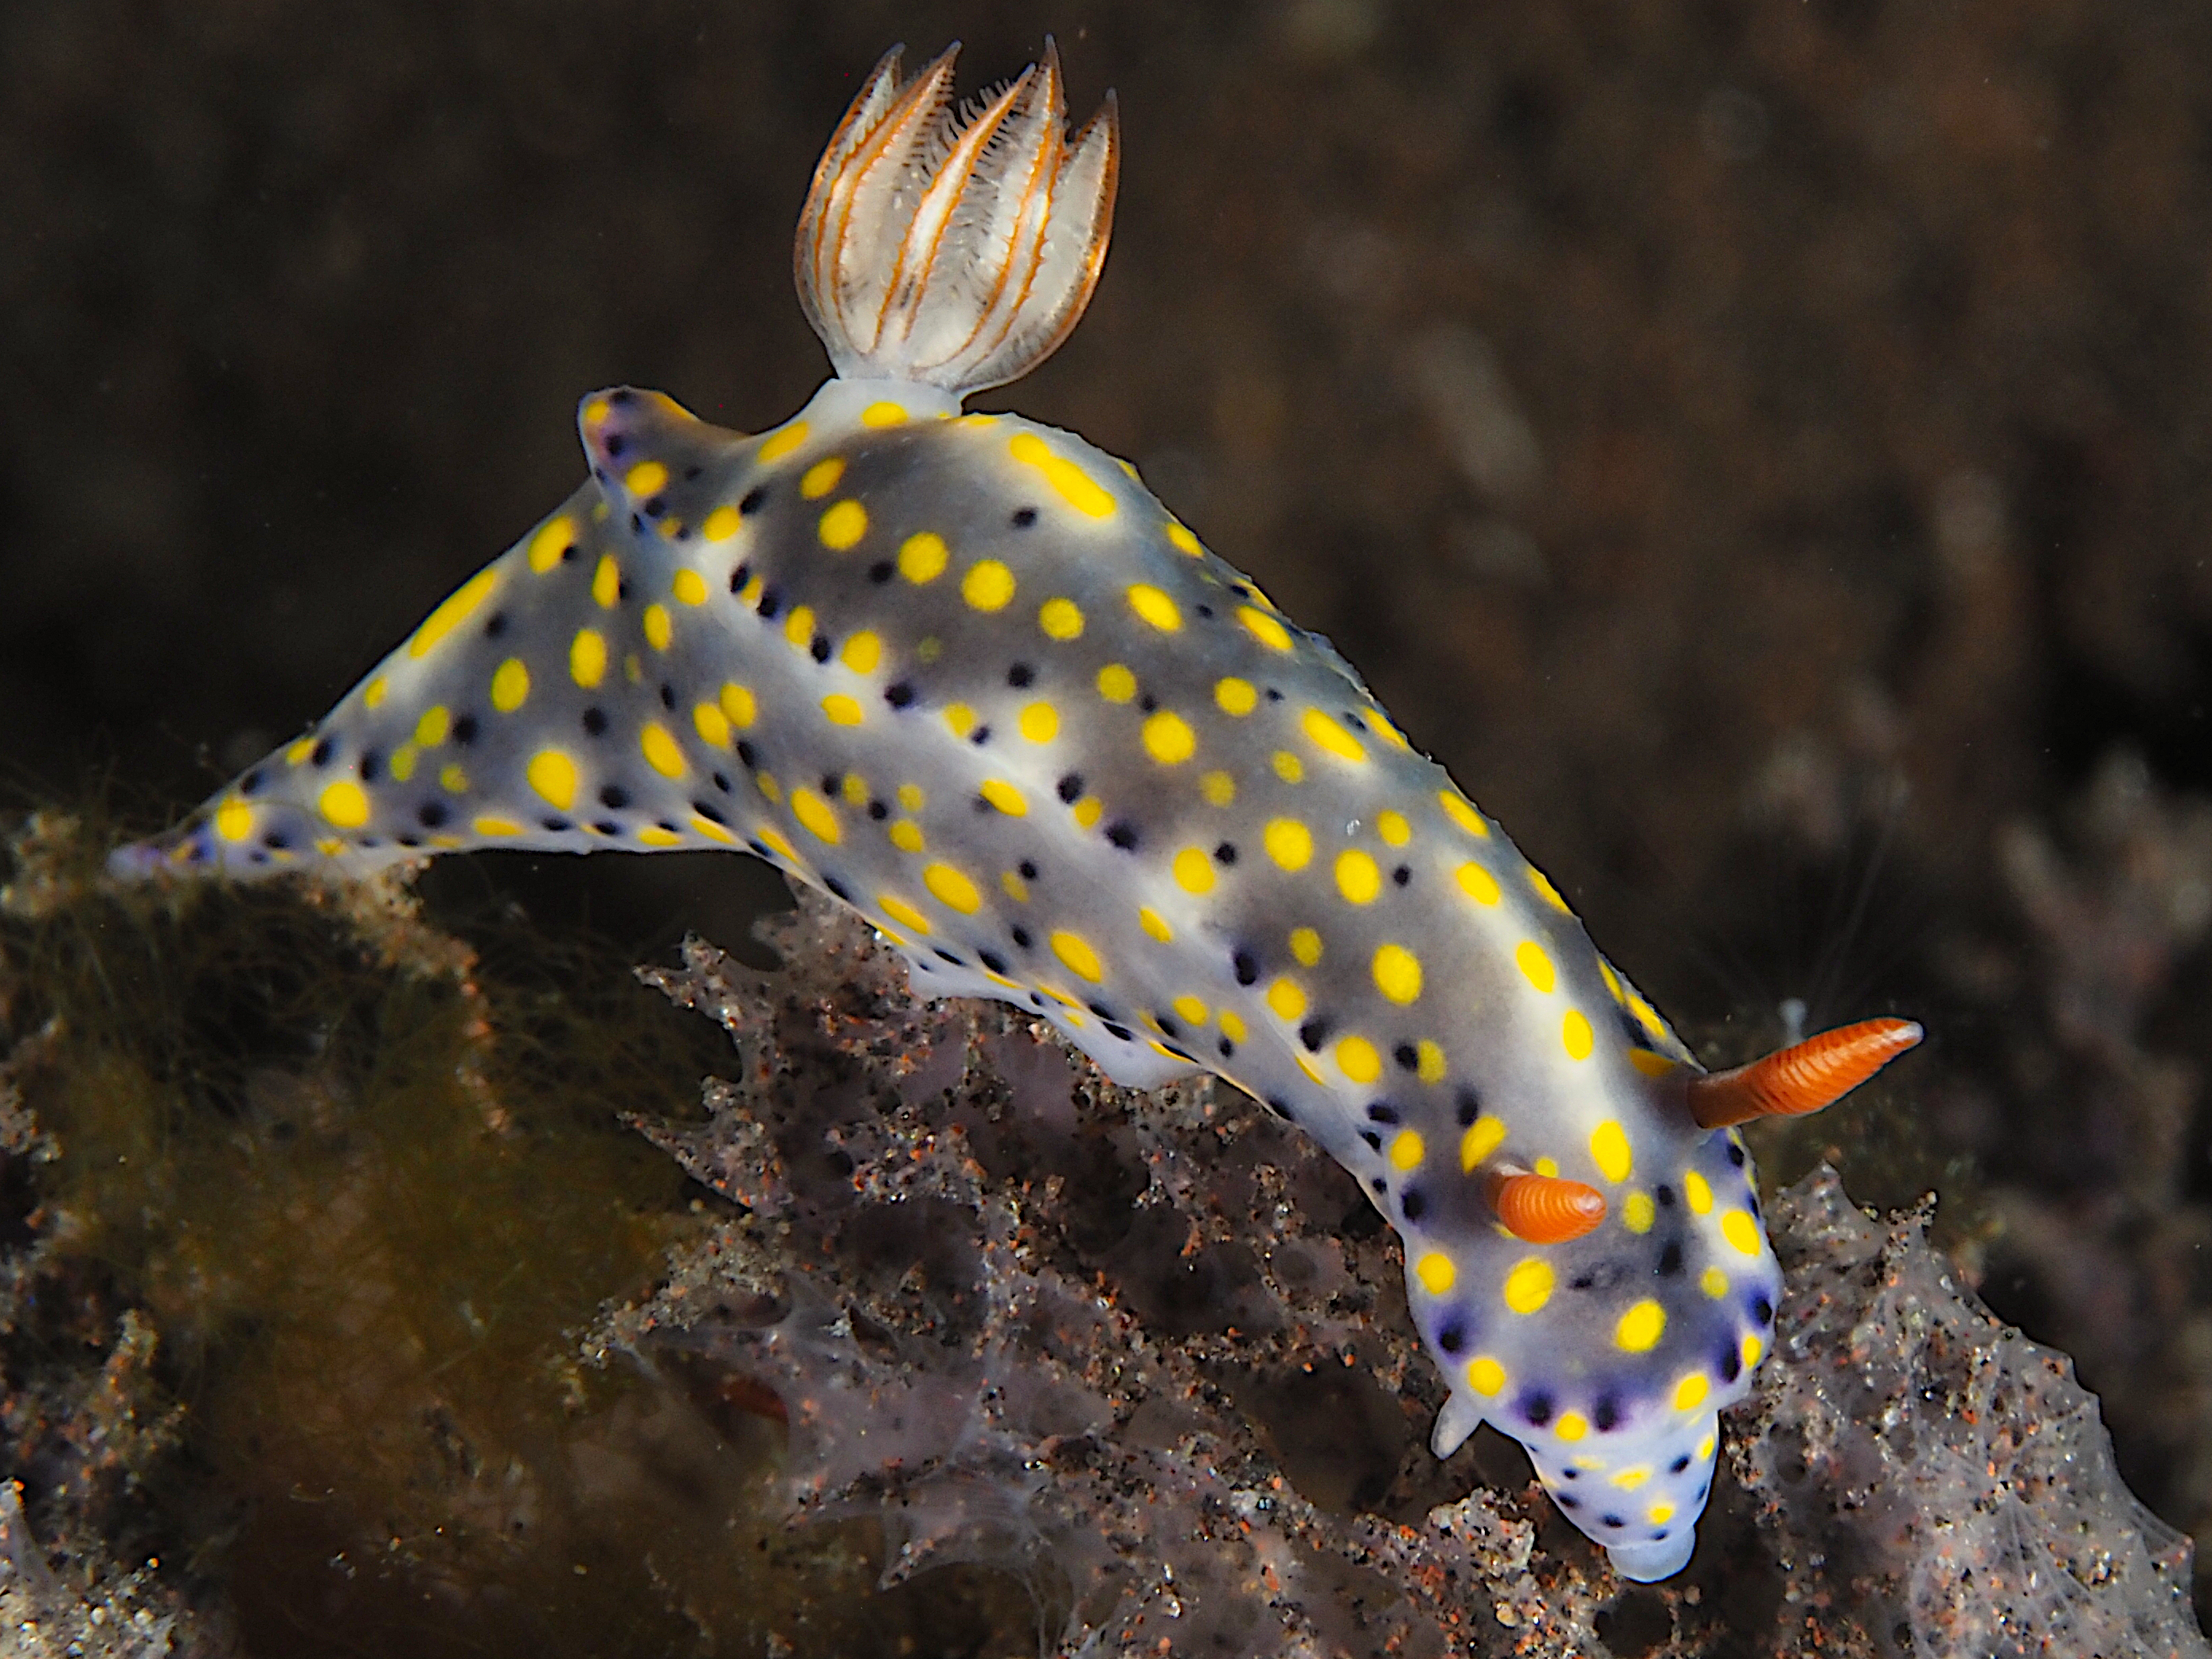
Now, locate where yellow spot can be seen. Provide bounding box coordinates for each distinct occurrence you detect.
[490,658,530,712]
[1008,431,1116,517]
[784,604,815,649]
[582,397,612,426]
[440,764,469,794]
[1555,1412,1589,1442]
[799,456,845,498]
[693,702,731,747]
[1290,927,1323,966]
[838,768,868,801]
[1456,862,1501,906]
[690,815,737,845]
[1302,708,1366,763]
[1648,1501,1676,1525]
[314,837,345,856]
[791,789,841,845]
[1257,818,1315,871]
[1590,1122,1632,1185]
[702,506,740,541]
[213,798,254,841]
[1612,1466,1651,1491]
[720,682,757,728]
[1200,771,1236,806]
[1416,1252,1456,1295]
[1167,521,1202,556]
[879,893,931,935]
[1438,791,1490,837]
[1002,865,1030,898]
[415,705,451,747]
[754,826,799,862]
[1683,1171,1714,1215]
[1701,1268,1729,1299]
[924,863,983,915]
[1722,1212,1762,1256]
[1039,597,1085,640]
[409,568,499,657]
[1219,1010,1249,1043]
[389,744,417,783]
[1562,1009,1594,1060]
[1139,908,1173,942]
[1173,995,1209,1025]
[1417,1040,1448,1083]
[756,774,782,803]
[1370,712,1412,751]
[1020,702,1060,744]
[834,631,881,674]
[1173,848,1214,893]
[592,554,620,608]
[1335,1036,1382,1083]
[897,783,924,811]
[1213,676,1257,716]
[1374,811,1412,849]
[822,694,864,727]
[1125,583,1181,632]
[1616,1300,1666,1353]
[643,603,673,650]
[1515,941,1555,993]
[640,722,686,778]
[364,677,389,710]
[819,499,868,548]
[1468,1357,1507,1396]
[473,817,524,837]
[1051,931,1104,982]
[1239,606,1292,651]
[1335,849,1381,904]
[962,560,1016,611]
[889,822,924,853]
[1629,1050,1678,1078]
[758,421,809,462]
[1535,1157,1559,1177]
[1142,710,1195,764]
[1503,1259,1554,1315]
[529,516,575,572]
[944,704,975,739]
[899,532,949,583]
[624,459,669,497]
[1460,1115,1507,1171]
[1266,978,1307,1021]
[1672,1373,1710,1412]
[971,779,1026,818]
[1272,751,1305,784]
[1373,943,1423,1005]
[1697,1433,1717,1462]
[1096,663,1136,702]
[526,751,577,811]
[670,568,709,607]
[1389,1130,1425,1171]
[1529,867,1572,911]
[1742,1335,1764,1369]
[861,400,906,427]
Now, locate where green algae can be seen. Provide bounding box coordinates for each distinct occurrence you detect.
[0,812,1039,1656]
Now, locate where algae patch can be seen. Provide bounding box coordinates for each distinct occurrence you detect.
[0,813,787,1653]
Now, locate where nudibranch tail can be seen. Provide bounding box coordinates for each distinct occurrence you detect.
[1686,1017,1923,1130]
[1484,1169,1608,1243]
[795,38,1118,396]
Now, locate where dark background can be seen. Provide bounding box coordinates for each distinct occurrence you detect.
[10,0,2212,1597]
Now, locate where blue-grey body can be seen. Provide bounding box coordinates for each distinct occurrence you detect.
[111,45,1800,1581]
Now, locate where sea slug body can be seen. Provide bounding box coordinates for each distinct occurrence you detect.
[111,41,1918,1583]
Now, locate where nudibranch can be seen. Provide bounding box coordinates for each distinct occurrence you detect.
[112,43,1921,1581]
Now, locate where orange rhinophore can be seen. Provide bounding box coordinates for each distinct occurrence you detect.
[1686,1017,1924,1130]
[1484,1170,1608,1243]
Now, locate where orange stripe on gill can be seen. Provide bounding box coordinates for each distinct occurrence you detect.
[1485,1171,1608,1244]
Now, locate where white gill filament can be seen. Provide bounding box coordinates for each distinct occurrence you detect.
[792,40,1120,397]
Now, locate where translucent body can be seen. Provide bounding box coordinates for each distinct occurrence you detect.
[115,373,1784,1579]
